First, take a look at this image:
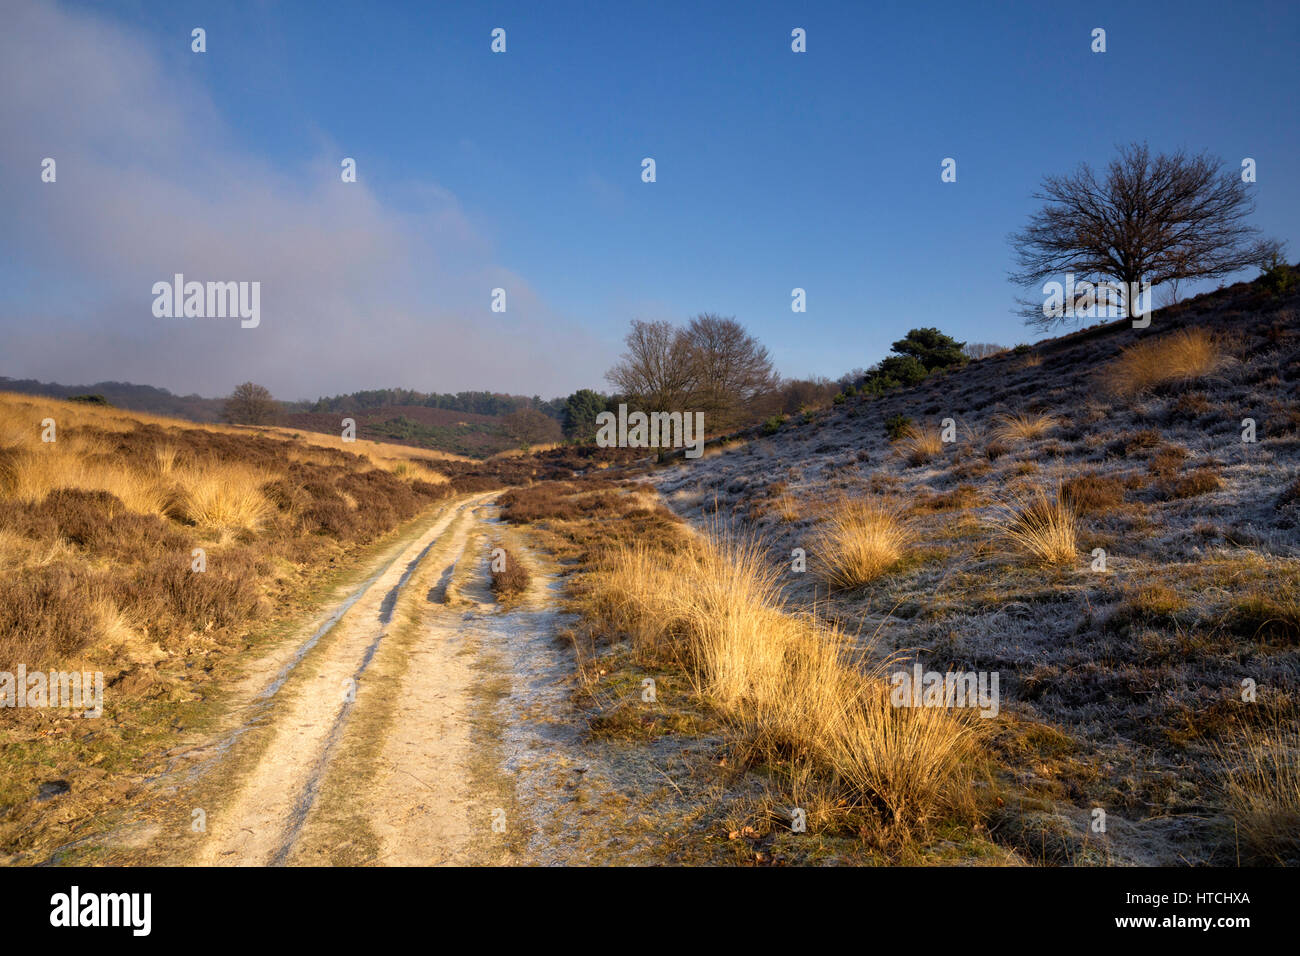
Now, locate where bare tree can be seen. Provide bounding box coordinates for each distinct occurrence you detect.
[606,316,778,428]
[605,319,700,412]
[963,342,1007,360]
[222,382,278,425]
[681,313,778,428]
[1010,143,1283,328]
[502,407,562,448]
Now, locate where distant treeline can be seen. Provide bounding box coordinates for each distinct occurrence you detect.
[300,388,567,420]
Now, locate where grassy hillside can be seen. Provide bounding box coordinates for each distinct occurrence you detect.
[0,381,552,459]
[643,274,1300,863]
[503,274,1299,865]
[0,377,227,422]
[282,404,517,458]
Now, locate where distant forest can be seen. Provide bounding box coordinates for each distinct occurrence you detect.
[303,388,566,420]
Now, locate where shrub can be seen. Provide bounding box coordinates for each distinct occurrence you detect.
[490,546,531,599]
[1118,429,1163,456]
[0,564,109,660]
[1166,467,1223,499]
[1061,474,1125,515]
[884,414,913,442]
[984,439,1009,461]
[1148,445,1190,477]
[1258,255,1296,297]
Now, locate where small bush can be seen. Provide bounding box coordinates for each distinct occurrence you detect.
[490,546,531,599]
[1170,392,1212,418]
[1148,445,1190,477]
[0,564,108,660]
[1165,467,1223,499]
[1061,474,1125,515]
[1118,429,1163,457]
[884,414,913,442]
[1258,255,1296,297]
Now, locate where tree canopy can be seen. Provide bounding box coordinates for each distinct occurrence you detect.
[1010,143,1283,328]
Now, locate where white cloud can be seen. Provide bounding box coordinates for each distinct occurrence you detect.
[0,0,613,400]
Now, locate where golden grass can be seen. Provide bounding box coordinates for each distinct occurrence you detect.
[772,493,801,523]
[897,425,944,466]
[168,464,275,533]
[0,391,461,474]
[244,420,469,464]
[490,442,562,459]
[993,412,1058,442]
[581,530,979,838]
[0,392,449,520]
[812,499,914,589]
[991,485,1078,566]
[1,440,172,515]
[1217,724,1300,864]
[0,409,266,530]
[1102,328,1226,397]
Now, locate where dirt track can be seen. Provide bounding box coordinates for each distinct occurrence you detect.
[41,491,585,866]
[182,493,497,864]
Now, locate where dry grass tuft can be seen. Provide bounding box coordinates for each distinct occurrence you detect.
[991,485,1078,566]
[772,493,801,523]
[896,426,945,466]
[1217,724,1300,864]
[993,412,1058,442]
[812,499,915,589]
[169,464,274,533]
[1102,328,1226,397]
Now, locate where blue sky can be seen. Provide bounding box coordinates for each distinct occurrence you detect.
[2,0,1297,400]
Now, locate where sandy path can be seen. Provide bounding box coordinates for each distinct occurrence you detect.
[189,492,496,865]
